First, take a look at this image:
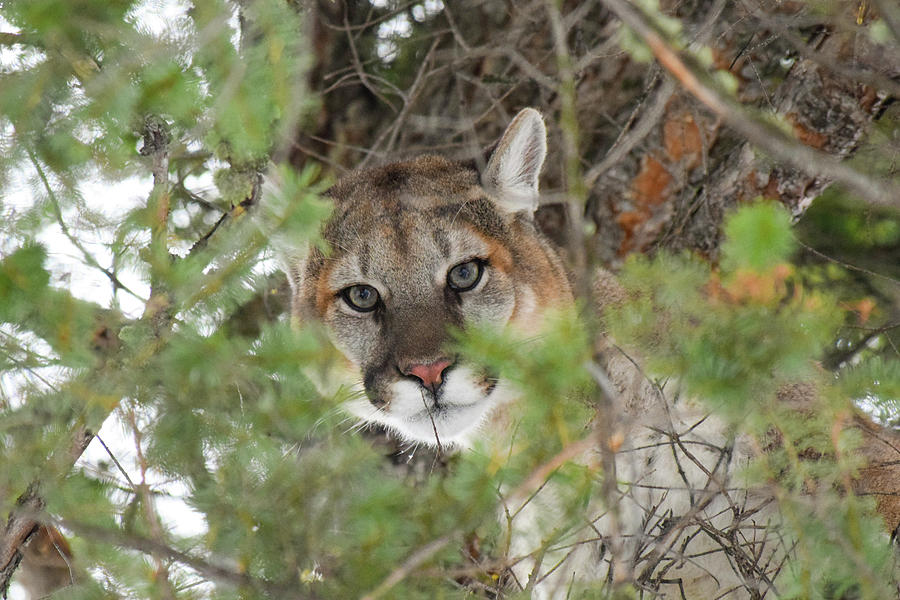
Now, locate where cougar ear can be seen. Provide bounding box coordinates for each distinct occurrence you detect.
[481,108,547,214]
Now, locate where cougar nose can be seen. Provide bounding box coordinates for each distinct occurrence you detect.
[403,359,453,393]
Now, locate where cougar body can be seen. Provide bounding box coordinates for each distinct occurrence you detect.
[287,109,783,598]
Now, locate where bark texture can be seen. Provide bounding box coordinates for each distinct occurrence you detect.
[291,0,897,262]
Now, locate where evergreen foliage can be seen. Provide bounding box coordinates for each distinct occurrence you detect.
[0,1,897,599]
[607,203,898,598]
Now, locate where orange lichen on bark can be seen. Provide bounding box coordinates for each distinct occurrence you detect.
[787,114,828,149]
[631,155,672,206]
[618,155,673,254]
[762,171,781,200]
[617,106,715,256]
[615,210,649,255]
[663,112,703,168]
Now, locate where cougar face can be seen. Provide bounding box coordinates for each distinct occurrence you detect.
[288,109,572,447]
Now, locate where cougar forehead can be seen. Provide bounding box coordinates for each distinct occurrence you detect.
[295,155,568,331]
[288,109,572,446]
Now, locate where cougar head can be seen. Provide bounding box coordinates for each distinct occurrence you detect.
[287,109,573,448]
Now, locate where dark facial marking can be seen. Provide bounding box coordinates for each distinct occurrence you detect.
[432,228,451,259]
[358,242,371,278]
[363,357,390,407]
[372,164,409,189]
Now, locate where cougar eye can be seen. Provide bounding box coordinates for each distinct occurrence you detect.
[341,284,379,312]
[447,260,484,292]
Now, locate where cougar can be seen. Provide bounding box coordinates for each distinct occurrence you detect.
[285,108,802,598]
[287,108,572,449]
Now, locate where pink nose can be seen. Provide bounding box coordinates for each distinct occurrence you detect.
[404,359,453,392]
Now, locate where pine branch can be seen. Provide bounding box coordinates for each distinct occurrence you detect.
[50,517,313,599]
[188,172,262,256]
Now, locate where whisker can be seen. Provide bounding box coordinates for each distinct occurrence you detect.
[406,443,420,463]
[420,389,444,456]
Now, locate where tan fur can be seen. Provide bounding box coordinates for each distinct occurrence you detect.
[854,416,900,534]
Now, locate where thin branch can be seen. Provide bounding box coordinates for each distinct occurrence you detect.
[95,434,136,490]
[0,32,25,46]
[360,37,442,168]
[798,241,900,287]
[545,0,590,304]
[320,0,422,33]
[441,4,470,52]
[342,7,399,112]
[360,534,455,600]
[127,407,177,600]
[26,150,146,302]
[585,0,725,188]
[53,516,310,599]
[188,172,261,256]
[173,181,227,214]
[824,322,900,370]
[505,435,600,510]
[583,76,677,188]
[744,2,900,98]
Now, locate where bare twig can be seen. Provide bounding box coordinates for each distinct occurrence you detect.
[798,241,900,287]
[545,0,590,301]
[26,150,146,303]
[743,2,900,98]
[360,534,455,600]
[127,406,177,600]
[583,76,677,188]
[188,172,262,256]
[505,435,600,509]
[361,37,443,168]
[584,0,725,188]
[95,434,136,490]
[342,7,399,112]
